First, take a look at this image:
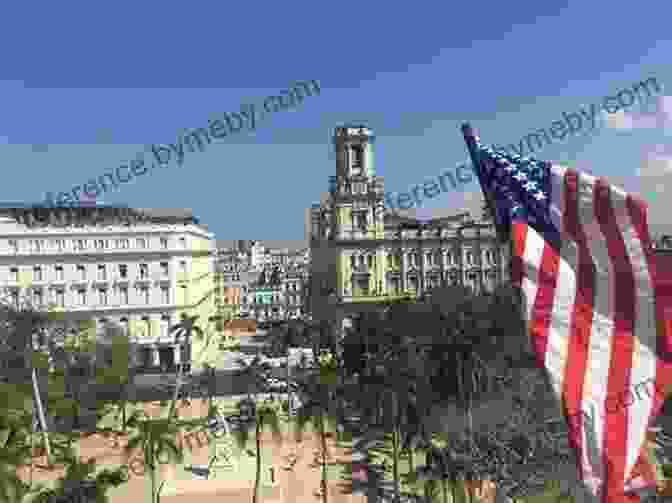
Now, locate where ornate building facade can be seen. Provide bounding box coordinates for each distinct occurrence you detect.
[0,205,217,374]
[308,125,509,325]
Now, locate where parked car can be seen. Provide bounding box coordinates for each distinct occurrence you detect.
[267,377,289,392]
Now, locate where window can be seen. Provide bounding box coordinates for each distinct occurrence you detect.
[119,286,129,305]
[160,237,168,249]
[179,237,187,249]
[74,239,86,251]
[52,239,65,252]
[367,255,373,268]
[55,289,65,307]
[179,260,187,273]
[94,239,108,250]
[161,315,171,337]
[466,252,473,265]
[55,265,64,280]
[117,239,129,249]
[98,288,108,306]
[139,264,149,279]
[33,266,43,281]
[77,289,87,306]
[10,290,19,306]
[136,238,147,249]
[97,264,106,280]
[32,289,43,306]
[161,286,169,304]
[10,267,18,282]
[30,240,44,253]
[120,317,129,335]
[160,262,169,277]
[141,316,151,338]
[76,265,86,281]
[351,145,364,170]
[119,264,128,279]
[8,240,18,253]
[140,286,150,304]
[426,253,433,266]
[350,256,356,269]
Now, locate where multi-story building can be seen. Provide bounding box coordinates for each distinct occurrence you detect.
[0,205,217,374]
[239,265,307,322]
[308,125,508,327]
[216,241,310,323]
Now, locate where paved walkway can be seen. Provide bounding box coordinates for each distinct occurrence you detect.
[22,398,365,503]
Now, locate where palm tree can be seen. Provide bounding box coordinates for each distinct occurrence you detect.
[200,363,217,417]
[123,410,184,503]
[167,315,205,420]
[30,456,128,503]
[232,397,283,503]
[0,301,55,465]
[292,350,341,503]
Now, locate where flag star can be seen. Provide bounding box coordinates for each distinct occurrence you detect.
[513,172,527,181]
[524,181,538,191]
[504,165,515,172]
[534,192,546,201]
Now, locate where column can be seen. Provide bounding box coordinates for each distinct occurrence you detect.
[174,345,181,365]
[400,248,407,291]
[152,346,160,367]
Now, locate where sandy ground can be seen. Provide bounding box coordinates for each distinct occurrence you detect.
[19,398,367,503]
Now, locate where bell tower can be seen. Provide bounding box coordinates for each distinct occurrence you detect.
[328,125,386,301]
[330,125,385,237]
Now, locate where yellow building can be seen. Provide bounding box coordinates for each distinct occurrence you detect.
[308,126,509,328]
[0,206,217,374]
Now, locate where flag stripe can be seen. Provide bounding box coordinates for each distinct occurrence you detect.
[620,194,658,493]
[530,238,560,368]
[562,169,599,490]
[594,178,636,503]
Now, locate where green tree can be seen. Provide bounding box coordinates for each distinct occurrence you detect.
[0,382,33,503]
[30,456,128,503]
[235,354,273,403]
[232,398,283,503]
[123,410,184,503]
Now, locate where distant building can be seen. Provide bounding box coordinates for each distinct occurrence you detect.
[308,125,508,328]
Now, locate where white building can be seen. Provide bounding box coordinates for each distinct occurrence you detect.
[0,206,216,374]
[249,241,266,269]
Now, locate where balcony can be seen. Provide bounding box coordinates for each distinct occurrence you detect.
[336,228,385,241]
[339,292,415,304]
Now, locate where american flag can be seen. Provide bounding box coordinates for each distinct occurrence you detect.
[462,124,672,503]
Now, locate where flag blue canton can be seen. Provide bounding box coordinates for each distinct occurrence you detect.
[473,137,561,249]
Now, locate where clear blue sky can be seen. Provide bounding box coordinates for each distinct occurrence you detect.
[1,1,671,241]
